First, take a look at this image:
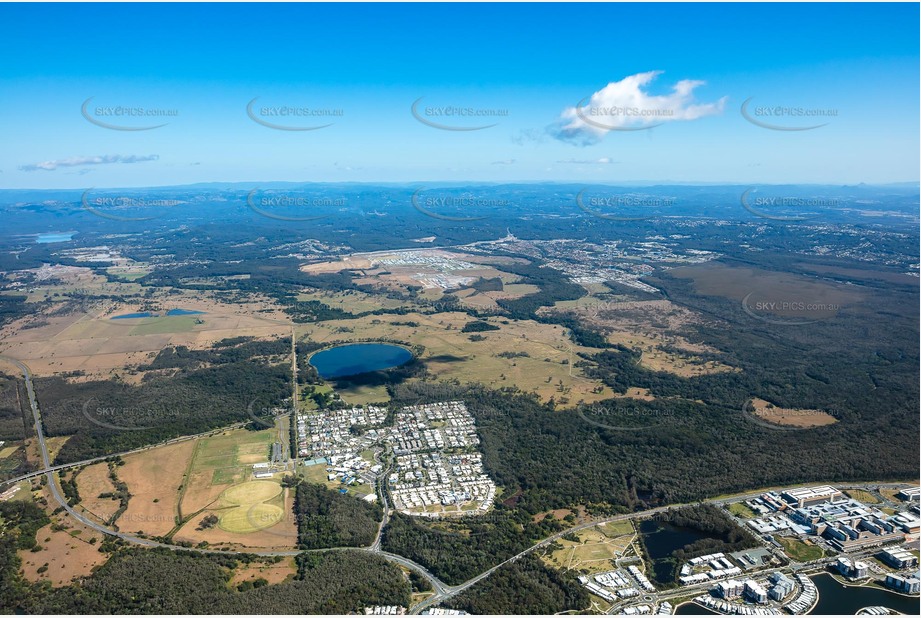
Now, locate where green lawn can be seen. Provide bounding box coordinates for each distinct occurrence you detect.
[130,315,199,335]
[778,536,825,562]
[728,502,756,519]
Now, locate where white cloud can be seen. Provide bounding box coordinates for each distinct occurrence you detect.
[551,71,726,145]
[19,154,159,171]
[557,157,619,164]
[491,159,517,165]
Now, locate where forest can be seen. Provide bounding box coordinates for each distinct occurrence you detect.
[21,548,409,614]
[380,509,566,585]
[443,554,588,615]
[292,479,382,549]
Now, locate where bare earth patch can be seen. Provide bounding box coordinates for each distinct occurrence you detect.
[750,398,838,428]
[74,462,121,524]
[229,557,297,586]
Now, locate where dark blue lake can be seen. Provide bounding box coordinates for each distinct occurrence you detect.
[639,519,720,584]
[111,308,204,319]
[810,573,920,615]
[309,343,413,379]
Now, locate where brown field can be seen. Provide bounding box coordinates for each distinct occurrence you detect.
[229,556,297,586]
[74,462,121,524]
[298,310,614,406]
[116,440,196,535]
[750,398,838,428]
[19,521,108,586]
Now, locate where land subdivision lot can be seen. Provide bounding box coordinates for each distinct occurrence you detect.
[298,311,613,405]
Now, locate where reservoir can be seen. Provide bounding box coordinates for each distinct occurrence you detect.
[111,308,204,319]
[639,519,720,584]
[309,343,413,379]
[35,232,74,243]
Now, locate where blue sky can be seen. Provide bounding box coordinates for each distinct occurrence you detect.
[1,2,918,188]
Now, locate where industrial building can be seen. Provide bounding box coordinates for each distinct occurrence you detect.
[780,486,842,508]
[880,547,919,569]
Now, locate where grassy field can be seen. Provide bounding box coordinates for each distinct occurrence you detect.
[844,489,881,504]
[777,536,825,562]
[183,426,277,506]
[128,315,201,336]
[727,502,756,519]
[217,480,285,533]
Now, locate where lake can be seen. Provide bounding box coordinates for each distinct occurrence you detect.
[111,308,204,319]
[166,308,204,316]
[35,232,74,243]
[810,573,920,615]
[309,343,413,379]
[639,519,723,583]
